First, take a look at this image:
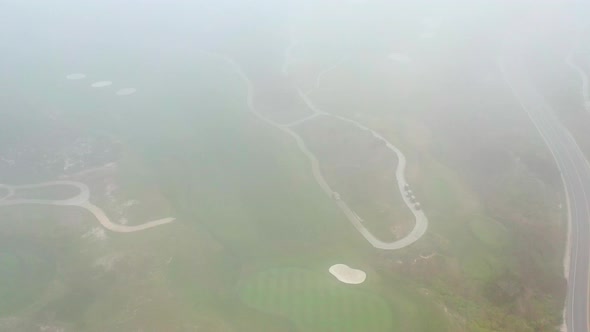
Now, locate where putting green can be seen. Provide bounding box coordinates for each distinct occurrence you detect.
[238,267,392,332]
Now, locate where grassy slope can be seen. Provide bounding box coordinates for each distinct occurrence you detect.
[305,48,565,331]
[0,53,453,331]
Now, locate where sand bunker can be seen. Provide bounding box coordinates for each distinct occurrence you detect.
[329,264,366,284]
[116,88,137,96]
[91,81,113,88]
[66,73,86,80]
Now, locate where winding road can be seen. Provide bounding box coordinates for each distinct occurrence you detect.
[0,181,175,233]
[499,53,590,332]
[221,54,428,250]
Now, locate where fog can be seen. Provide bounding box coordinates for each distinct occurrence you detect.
[1,1,590,331]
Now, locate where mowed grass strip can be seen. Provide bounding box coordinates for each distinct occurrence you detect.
[238,267,392,332]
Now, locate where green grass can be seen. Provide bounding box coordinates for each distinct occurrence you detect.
[0,38,537,330]
[380,281,451,332]
[0,242,55,315]
[462,252,505,282]
[238,267,392,332]
[469,215,508,248]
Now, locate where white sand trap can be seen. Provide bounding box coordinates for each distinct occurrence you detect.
[116,88,137,96]
[66,73,86,80]
[389,53,412,64]
[329,264,366,284]
[91,81,113,88]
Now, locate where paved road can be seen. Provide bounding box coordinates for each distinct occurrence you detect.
[0,181,175,233]
[499,54,590,332]
[222,55,428,250]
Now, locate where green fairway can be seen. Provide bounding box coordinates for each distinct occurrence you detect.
[239,267,392,332]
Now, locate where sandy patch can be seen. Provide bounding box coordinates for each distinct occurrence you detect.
[116,88,137,96]
[66,73,86,80]
[91,81,113,88]
[329,264,366,284]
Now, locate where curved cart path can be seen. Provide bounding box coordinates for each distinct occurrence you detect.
[221,55,427,250]
[0,181,174,233]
